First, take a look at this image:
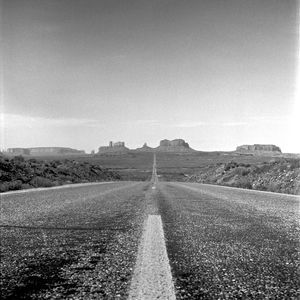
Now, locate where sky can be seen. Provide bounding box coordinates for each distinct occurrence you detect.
[1,0,299,153]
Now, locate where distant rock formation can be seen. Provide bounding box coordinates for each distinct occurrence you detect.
[134,143,154,152]
[236,144,282,155]
[156,139,194,152]
[98,141,129,154]
[97,139,194,153]
[6,147,85,156]
[6,148,31,156]
[159,139,189,147]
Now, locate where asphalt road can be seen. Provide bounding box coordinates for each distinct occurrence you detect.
[1,163,299,299]
[0,182,149,299]
[156,182,300,299]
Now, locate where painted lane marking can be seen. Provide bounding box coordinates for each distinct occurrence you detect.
[128,215,175,300]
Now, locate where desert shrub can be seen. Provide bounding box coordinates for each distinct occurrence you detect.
[0,180,23,192]
[28,158,38,163]
[13,155,25,163]
[268,181,282,193]
[294,183,300,195]
[255,163,272,174]
[220,174,234,183]
[231,166,250,176]
[21,183,32,190]
[80,179,89,183]
[242,163,251,168]
[224,162,238,171]
[30,176,55,188]
[0,156,121,192]
[187,158,299,194]
[232,177,252,189]
[0,182,9,192]
[278,163,288,172]
[0,158,12,172]
[287,159,300,170]
[253,182,268,191]
[10,180,23,190]
[57,165,71,175]
[0,171,13,181]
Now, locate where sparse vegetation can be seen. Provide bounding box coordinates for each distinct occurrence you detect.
[1,152,299,194]
[186,158,300,194]
[0,156,121,192]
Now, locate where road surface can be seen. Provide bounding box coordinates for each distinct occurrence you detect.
[1,156,299,299]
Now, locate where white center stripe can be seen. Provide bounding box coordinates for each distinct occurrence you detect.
[128,215,176,300]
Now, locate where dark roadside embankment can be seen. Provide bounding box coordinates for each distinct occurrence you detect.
[0,156,121,193]
[185,158,300,195]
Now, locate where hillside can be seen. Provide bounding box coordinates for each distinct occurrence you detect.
[0,156,120,193]
[1,152,299,194]
[185,158,300,195]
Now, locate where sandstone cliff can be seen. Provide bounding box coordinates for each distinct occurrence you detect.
[6,147,85,156]
[98,141,129,154]
[236,144,281,155]
[156,139,194,152]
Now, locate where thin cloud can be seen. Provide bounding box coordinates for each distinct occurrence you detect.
[222,121,249,126]
[125,119,161,126]
[1,113,103,129]
[174,121,248,128]
[174,121,207,128]
[173,118,288,128]
[136,119,159,124]
[248,116,289,123]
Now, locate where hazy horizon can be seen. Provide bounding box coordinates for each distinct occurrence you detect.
[1,0,299,153]
[0,138,298,154]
